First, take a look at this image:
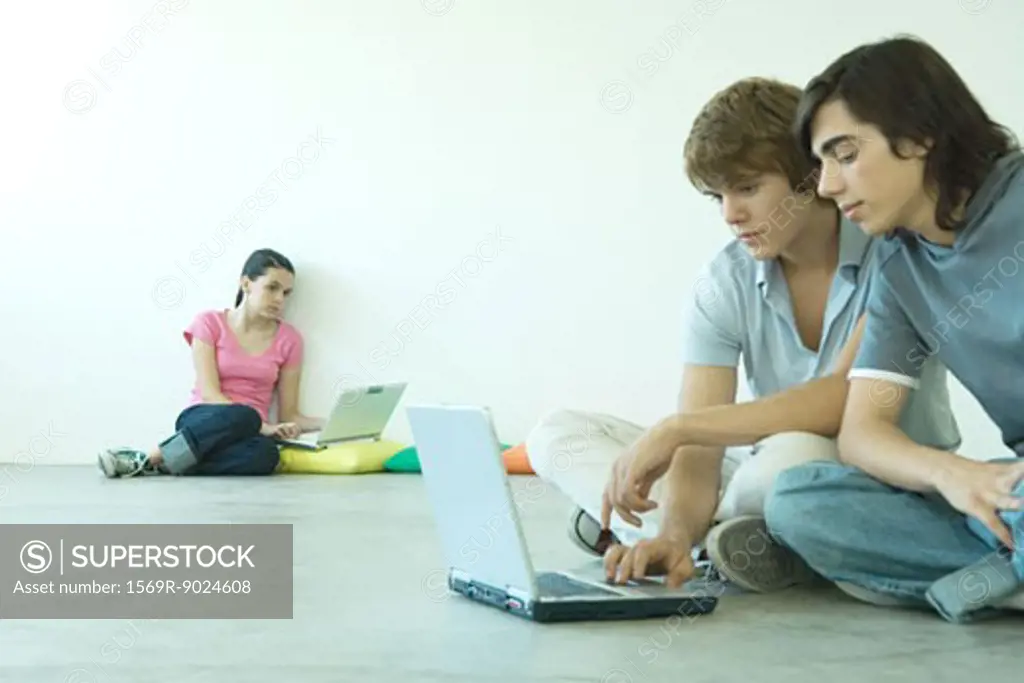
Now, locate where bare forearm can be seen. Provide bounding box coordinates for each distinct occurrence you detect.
[659,446,724,546]
[282,413,324,432]
[200,391,233,405]
[838,420,961,493]
[663,374,849,449]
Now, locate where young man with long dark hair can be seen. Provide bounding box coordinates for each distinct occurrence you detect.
[767,35,1024,623]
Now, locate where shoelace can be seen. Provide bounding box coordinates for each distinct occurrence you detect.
[122,451,149,476]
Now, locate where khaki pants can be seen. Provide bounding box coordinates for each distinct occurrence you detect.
[524,409,841,547]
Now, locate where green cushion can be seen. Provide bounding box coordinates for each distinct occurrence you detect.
[384,443,512,473]
[383,446,422,472]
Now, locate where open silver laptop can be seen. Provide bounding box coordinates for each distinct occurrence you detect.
[406,403,720,622]
[279,381,407,450]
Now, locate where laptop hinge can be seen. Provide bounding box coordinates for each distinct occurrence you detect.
[505,584,531,603]
[451,570,530,603]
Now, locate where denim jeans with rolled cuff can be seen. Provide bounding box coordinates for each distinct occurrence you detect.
[158,403,281,476]
[764,458,1024,624]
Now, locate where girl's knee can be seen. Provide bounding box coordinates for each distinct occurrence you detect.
[223,404,262,434]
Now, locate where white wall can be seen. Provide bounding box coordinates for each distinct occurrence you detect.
[3,0,1022,466]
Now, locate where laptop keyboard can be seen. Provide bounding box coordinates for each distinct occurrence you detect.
[536,572,618,598]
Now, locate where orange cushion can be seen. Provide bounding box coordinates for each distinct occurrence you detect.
[502,443,535,474]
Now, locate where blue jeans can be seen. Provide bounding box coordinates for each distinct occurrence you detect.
[764,459,1024,624]
[157,404,281,476]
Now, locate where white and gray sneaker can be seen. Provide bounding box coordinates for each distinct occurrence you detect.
[704,515,818,593]
[97,448,159,478]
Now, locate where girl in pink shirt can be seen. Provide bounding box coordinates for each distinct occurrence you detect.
[98,249,324,477]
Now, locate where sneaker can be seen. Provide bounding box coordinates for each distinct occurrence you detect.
[836,581,922,608]
[567,507,619,557]
[97,448,157,478]
[704,515,818,593]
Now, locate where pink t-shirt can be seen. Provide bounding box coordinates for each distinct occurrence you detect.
[183,309,304,422]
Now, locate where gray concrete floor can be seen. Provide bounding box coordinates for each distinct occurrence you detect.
[0,466,1017,682]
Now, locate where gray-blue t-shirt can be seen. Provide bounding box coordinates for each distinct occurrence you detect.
[850,149,1024,451]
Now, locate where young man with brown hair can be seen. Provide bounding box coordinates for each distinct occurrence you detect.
[525,76,959,593]
[766,35,1024,623]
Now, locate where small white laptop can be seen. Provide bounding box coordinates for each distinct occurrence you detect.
[406,403,720,622]
[279,381,407,450]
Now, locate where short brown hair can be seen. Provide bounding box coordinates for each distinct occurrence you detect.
[684,77,819,195]
[795,34,1017,232]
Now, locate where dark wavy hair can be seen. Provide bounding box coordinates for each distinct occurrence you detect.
[235,249,295,306]
[794,34,1017,232]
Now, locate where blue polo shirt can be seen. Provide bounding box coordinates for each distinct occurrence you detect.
[850,150,1024,452]
[681,216,961,450]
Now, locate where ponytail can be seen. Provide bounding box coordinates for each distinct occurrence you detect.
[234,287,243,307]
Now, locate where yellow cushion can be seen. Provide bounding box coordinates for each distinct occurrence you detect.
[276,439,405,474]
